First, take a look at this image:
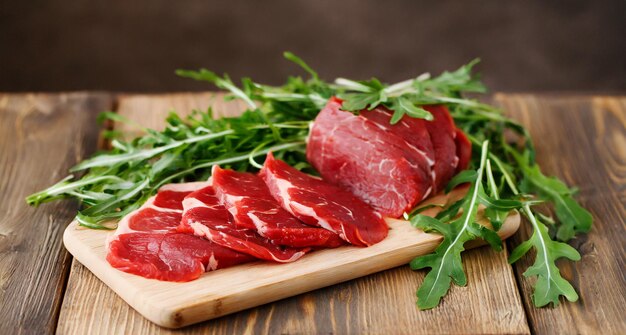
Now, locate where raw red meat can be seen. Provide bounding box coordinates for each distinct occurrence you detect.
[211,166,345,248]
[454,128,472,172]
[423,105,459,193]
[260,152,388,247]
[360,104,436,171]
[306,98,431,217]
[106,182,253,282]
[180,185,310,262]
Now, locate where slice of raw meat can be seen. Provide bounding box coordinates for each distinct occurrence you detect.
[180,185,310,262]
[360,104,435,170]
[306,98,431,217]
[211,166,345,248]
[260,152,388,247]
[454,128,472,173]
[423,105,459,193]
[108,233,253,282]
[106,182,253,282]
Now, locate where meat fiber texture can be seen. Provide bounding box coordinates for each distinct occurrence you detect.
[106,182,253,282]
[307,98,471,217]
[180,184,310,263]
[211,165,345,248]
[422,105,459,192]
[307,98,431,217]
[260,152,388,247]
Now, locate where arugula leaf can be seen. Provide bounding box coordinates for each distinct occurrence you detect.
[389,97,433,123]
[509,147,593,241]
[509,207,581,306]
[445,170,477,193]
[409,140,502,309]
[483,160,507,231]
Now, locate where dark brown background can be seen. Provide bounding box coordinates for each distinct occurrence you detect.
[1,0,625,92]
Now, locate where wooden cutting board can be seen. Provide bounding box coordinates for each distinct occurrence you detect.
[63,186,520,328]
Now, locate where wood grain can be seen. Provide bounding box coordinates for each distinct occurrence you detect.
[0,93,112,334]
[495,94,626,334]
[57,93,530,334]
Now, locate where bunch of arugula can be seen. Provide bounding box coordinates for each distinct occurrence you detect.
[26,52,592,309]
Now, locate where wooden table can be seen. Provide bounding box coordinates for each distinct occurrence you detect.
[1,92,624,334]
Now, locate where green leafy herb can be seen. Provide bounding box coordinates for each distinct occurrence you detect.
[410,140,503,309]
[508,209,580,307]
[26,52,592,310]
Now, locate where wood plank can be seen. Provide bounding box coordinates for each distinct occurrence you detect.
[0,93,112,334]
[57,93,530,334]
[494,94,626,334]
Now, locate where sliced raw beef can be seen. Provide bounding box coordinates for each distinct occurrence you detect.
[423,105,459,193]
[360,104,435,170]
[211,166,345,248]
[306,98,431,217]
[180,185,310,262]
[106,182,253,282]
[454,128,472,173]
[260,152,388,247]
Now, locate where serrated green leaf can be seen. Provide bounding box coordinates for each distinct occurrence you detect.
[508,238,533,264]
[390,96,433,121]
[468,222,503,251]
[515,207,581,307]
[477,188,522,211]
[339,92,381,111]
[410,214,453,236]
[517,155,592,241]
[445,170,477,193]
[411,141,497,310]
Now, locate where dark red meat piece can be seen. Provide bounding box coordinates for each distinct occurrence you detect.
[306,98,431,217]
[360,104,435,171]
[180,185,310,262]
[211,166,345,248]
[454,128,472,173]
[423,105,459,193]
[106,182,253,282]
[107,233,252,282]
[260,152,388,247]
[127,208,182,232]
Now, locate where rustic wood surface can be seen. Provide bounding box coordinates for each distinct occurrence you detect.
[57,93,529,334]
[494,94,626,334]
[1,92,624,334]
[0,93,112,334]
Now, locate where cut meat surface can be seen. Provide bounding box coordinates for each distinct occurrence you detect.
[211,166,345,248]
[260,152,388,247]
[180,185,310,262]
[306,98,431,217]
[360,104,435,169]
[454,128,472,173]
[106,182,253,282]
[108,233,252,282]
[423,105,459,193]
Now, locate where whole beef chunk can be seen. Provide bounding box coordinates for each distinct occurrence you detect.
[306,98,432,217]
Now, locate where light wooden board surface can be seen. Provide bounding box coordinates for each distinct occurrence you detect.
[0,93,112,334]
[494,94,626,334]
[56,93,531,334]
